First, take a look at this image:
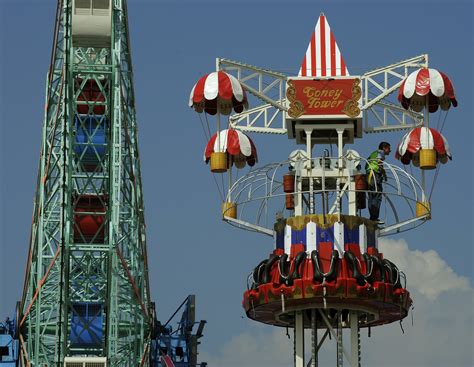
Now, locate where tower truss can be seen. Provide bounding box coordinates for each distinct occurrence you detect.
[219,54,428,135]
[19,0,151,364]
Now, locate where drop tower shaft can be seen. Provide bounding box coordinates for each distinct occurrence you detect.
[293,309,361,367]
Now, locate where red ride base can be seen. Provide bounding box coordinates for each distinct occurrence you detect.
[243,248,412,328]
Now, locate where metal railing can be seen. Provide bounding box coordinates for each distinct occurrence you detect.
[223,154,428,237]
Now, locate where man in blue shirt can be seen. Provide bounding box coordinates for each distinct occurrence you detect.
[365,142,391,224]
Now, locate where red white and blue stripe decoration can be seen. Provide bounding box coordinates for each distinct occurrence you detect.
[204,129,258,168]
[189,71,248,115]
[275,221,377,255]
[298,14,349,77]
[396,127,452,165]
[398,68,457,113]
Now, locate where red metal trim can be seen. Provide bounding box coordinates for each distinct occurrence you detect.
[320,14,326,76]
[19,333,31,367]
[21,68,65,315]
[20,246,61,327]
[330,31,336,76]
[310,31,316,76]
[116,247,149,318]
[301,53,307,77]
[140,338,150,367]
[161,355,176,367]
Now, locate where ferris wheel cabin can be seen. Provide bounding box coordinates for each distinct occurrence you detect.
[72,0,112,48]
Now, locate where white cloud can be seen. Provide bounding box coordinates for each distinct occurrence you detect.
[378,238,471,301]
[200,324,293,367]
[200,240,473,367]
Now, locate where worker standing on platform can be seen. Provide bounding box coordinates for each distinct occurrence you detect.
[366,142,391,224]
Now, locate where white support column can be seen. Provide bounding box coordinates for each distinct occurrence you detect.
[295,311,305,367]
[359,224,367,254]
[295,172,303,216]
[336,128,344,169]
[336,128,345,220]
[318,310,353,364]
[217,112,221,149]
[350,311,361,367]
[284,225,292,255]
[305,129,314,214]
[333,221,345,256]
[337,312,343,367]
[348,179,357,216]
[307,221,317,255]
[311,309,318,367]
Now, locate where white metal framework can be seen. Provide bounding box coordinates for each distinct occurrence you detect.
[218,55,428,135]
[224,154,428,238]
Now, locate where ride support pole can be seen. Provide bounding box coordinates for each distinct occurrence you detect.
[311,309,318,367]
[216,59,221,152]
[228,165,232,201]
[306,129,314,214]
[350,311,361,367]
[421,94,430,198]
[217,111,221,151]
[294,311,305,367]
[336,128,344,221]
[337,311,343,367]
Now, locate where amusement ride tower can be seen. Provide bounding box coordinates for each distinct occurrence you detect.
[189,14,456,367]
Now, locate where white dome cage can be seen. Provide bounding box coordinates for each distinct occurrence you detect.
[223,150,429,238]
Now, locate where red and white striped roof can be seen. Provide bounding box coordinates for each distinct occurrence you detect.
[204,129,258,169]
[298,14,349,77]
[398,68,457,113]
[189,71,248,115]
[396,127,451,165]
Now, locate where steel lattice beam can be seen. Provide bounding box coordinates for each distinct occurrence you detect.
[219,55,428,135]
[20,1,151,365]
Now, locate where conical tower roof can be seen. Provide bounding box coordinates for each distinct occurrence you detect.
[298,13,349,77]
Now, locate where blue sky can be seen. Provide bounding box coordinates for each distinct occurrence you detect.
[0,0,472,365]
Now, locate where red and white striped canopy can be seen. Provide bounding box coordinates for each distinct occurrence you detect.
[298,14,349,77]
[189,71,248,115]
[204,129,258,169]
[398,68,457,113]
[396,127,451,165]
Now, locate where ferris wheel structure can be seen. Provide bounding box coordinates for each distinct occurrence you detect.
[1,1,206,366]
